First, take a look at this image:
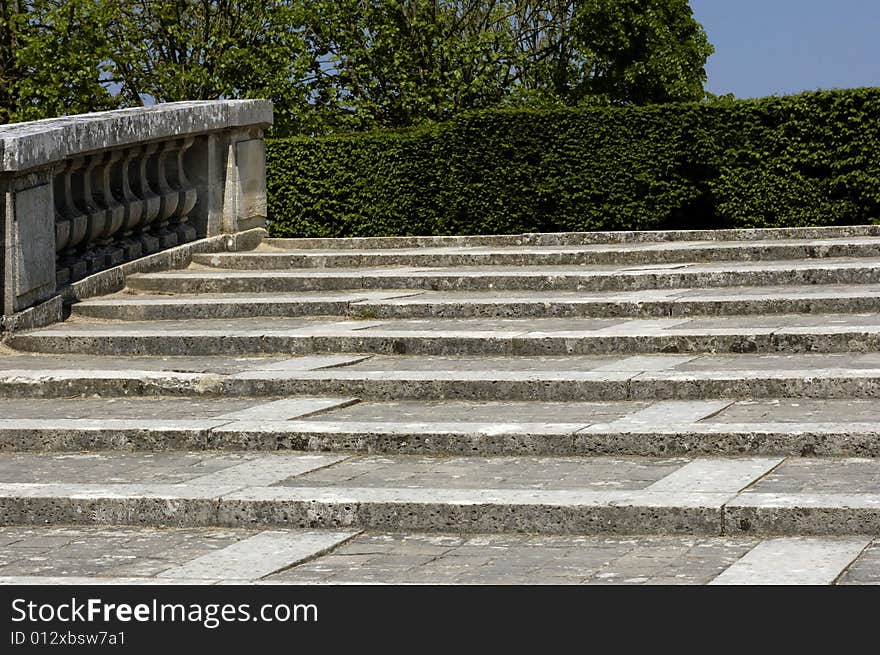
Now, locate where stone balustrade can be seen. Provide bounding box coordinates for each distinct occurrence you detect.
[1,100,272,322]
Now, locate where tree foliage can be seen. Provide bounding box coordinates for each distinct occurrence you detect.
[302,0,713,131]
[108,1,316,133]
[1,0,117,123]
[0,0,713,134]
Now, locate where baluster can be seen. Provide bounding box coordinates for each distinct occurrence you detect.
[149,140,180,249]
[73,154,108,275]
[167,136,198,242]
[57,158,89,282]
[54,211,71,286]
[93,150,125,268]
[132,143,162,253]
[115,146,145,261]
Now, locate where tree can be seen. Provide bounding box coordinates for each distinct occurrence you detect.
[302,0,713,130]
[107,1,317,134]
[1,0,713,132]
[1,0,118,123]
[570,0,713,105]
[302,1,522,131]
[0,0,19,124]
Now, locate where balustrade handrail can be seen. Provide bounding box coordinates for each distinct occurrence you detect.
[0,101,271,173]
[1,100,273,325]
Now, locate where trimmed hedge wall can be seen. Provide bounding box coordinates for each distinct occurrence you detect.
[266,88,880,237]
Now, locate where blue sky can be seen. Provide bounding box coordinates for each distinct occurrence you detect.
[690,0,880,98]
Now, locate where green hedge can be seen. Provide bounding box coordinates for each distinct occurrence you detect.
[266,88,880,237]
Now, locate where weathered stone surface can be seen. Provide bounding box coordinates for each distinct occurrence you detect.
[0,101,272,173]
[1,101,273,326]
[709,537,870,585]
[12,312,880,356]
[157,529,358,580]
[263,225,880,250]
[4,226,880,583]
[192,237,880,270]
[68,285,880,321]
[1,526,876,584]
[126,257,880,294]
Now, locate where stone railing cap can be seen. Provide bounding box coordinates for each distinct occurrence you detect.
[0,100,273,173]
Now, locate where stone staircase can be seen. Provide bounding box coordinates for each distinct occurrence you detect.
[2,226,880,584]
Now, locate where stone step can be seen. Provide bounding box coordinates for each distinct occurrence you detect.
[191,237,880,270]
[1,452,879,536]
[11,314,880,356]
[0,397,878,457]
[263,225,880,250]
[128,257,880,294]
[1,526,874,585]
[0,353,878,400]
[71,291,423,320]
[71,284,880,320]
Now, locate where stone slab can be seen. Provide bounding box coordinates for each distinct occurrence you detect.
[1,525,878,584]
[0,397,256,419]
[0,525,253,579]
[12,183,55,308]
[0,576,216,585]
[245,356,372,371]
[646,458,782,493]
[269,532,759,585]
[158,529,358,580]
[186,454,347,486]
[215,397,359,421]
[598,400,734,426]
[707,399,880,424]
[72,291,421,320]
[709,537,870,585]
[836,540,880,584]
[299,400,646,423]
[276,455,688,491]
[0,452,341,486]
[4,410,872,457]
[743,458,880,494]
[2,357,880,401]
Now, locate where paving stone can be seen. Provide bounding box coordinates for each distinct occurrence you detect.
[215,397,359,421]
[0,396,256,419]
[268,533,758,585]
[710,537,870,585]
[644,458,782,493]
[837,540,880,584]
[305,400,646,424]
[0,525,873,585]
[707,399,880,423]
[0,526,254,578]
[158,529,359,580]
[273,455,688,490]
[744,458,880,494]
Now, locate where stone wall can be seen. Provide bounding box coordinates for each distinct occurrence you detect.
[0,100,272,323]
